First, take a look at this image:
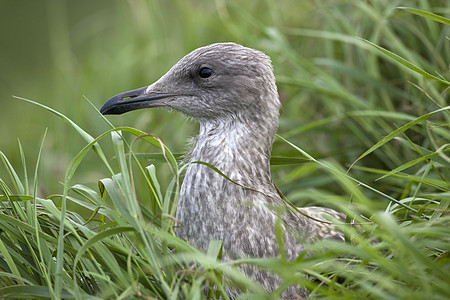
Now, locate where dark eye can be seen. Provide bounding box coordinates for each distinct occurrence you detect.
[199,67,212,78]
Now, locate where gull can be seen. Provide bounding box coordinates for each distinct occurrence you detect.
[101,42,344,298]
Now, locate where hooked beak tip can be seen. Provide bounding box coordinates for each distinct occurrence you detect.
[100,86,175,115]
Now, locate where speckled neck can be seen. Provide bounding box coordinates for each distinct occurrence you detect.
[175,112,281,253]
[191,114,276,188]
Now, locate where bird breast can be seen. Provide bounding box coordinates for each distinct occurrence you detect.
[175,118,283,258]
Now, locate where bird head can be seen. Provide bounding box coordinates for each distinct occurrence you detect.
[100,43,280,122]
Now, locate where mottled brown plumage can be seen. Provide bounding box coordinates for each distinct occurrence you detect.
[101,43,344,298]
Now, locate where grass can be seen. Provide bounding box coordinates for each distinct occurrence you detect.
[0,0,449,299]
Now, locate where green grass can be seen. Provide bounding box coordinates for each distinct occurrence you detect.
[1,0,449,299]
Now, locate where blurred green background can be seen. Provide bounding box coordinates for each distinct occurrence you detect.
[0,0,448,207]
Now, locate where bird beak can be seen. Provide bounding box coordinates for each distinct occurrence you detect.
[100,86,176,115]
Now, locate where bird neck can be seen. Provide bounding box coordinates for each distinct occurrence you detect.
[186,114,277,188]
[176,112,282,252]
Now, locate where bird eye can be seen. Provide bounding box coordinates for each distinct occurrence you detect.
[199,67,212,78]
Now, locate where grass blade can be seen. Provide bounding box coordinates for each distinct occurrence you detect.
[398,7,450,25]
[360,39,450,85]
[350,106,450,169]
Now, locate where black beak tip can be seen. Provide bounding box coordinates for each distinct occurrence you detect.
[99,104,109,115]
[100,87,175,116]
[100,95,122,115]
[100,86,149,115]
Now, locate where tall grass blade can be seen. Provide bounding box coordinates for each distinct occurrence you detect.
[398,7,450,25]
[350,106,450,170]
[376,147,450,181]
[360,39,450,85]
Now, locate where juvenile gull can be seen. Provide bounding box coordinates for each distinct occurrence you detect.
[101,43,343,298]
